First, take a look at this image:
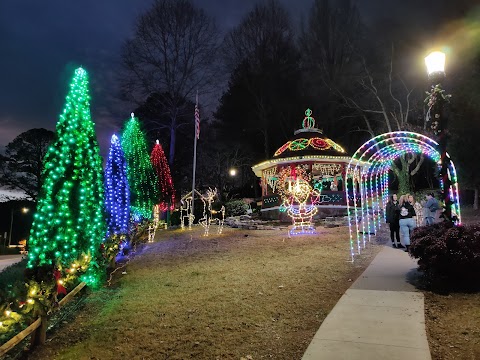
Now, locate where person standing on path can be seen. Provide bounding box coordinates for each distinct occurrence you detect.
[399,194,416,252]
[385,194,404,248]
[411,196,424,227]
[424,193,440,225]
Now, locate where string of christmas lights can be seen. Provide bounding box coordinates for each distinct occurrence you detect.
[277,166,321,236]
[150,140,175,211]
[104,134,130,237]
[121,114,158,219]
[274,137,346,157]
[345,131,462,262]
[27,67,106,287]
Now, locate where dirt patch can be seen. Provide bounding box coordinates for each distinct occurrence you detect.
[425,292,480,359]
[23,226,378,360]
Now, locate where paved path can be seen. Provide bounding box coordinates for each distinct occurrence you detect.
[0,255,24,272]
[302,245,431,360]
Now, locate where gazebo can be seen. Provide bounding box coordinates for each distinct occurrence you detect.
[252,109,363,219]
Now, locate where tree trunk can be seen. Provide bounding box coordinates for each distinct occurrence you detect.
[169,125,176,167]
[474,187,479,210]
[391,157,411,195]
[263,128,269,159]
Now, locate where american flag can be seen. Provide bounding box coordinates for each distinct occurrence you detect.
[195,92,200,139]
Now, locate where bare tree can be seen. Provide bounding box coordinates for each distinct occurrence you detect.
[298,0,364,135]
[120,0,220,166]
[334,48,427,193]
[299,0,362,87]
[218,0,300,158]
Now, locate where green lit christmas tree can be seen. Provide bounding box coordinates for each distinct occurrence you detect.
[121,114,158,219]
[27,67,106,285]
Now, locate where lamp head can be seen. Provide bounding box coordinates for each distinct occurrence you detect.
[425,51,446,82]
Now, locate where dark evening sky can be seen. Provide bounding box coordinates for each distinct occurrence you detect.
[0,0,478,155]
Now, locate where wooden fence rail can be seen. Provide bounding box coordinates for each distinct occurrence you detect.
[0,281,86,357]
[0,318,41,356]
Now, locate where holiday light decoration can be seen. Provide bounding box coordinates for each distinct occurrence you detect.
[276,165,312,200]
[345,131,462,262]
[274,109,346,157]
[262,167,279,193]
[104,134,130,237]
[274,138,346,156]
[27,67,106,287]
[147,224,156,243]
[179,189,225,236]
[121,114,158,219]
[180,189,204,230]
[150,140,175,211]
[153,204,160,228]
[276,166,321,236]
[198,188,225,236]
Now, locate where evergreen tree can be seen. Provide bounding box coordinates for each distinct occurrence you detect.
[27,68,106,285]
[104,134,130,236]
[121,114,158,218]
[150,140,175,211]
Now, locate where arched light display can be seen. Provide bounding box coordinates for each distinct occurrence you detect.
[345,131,461,261]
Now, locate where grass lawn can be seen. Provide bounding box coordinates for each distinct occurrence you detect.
[19,210,480,359]
[25,226,379,360]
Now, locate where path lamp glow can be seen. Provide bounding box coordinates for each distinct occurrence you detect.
[425,50,453,223]
[8,207,29,247]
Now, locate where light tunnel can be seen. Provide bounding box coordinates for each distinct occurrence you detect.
[345,131,461,261]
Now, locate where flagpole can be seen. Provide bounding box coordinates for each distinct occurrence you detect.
[191,91,199,227]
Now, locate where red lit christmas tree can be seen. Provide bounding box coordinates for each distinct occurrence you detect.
[150,140,175,211]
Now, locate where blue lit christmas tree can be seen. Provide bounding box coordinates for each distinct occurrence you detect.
[27,67,106,285]
[104,134,130,236]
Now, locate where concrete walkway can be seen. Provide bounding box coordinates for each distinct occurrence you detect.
[0,255,24,272]
[302,245,431,360]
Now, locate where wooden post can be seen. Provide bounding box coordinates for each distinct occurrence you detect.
[30,315,47,346]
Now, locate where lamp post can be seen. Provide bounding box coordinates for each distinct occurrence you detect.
[425,51,452,223]
[8,207,29,247]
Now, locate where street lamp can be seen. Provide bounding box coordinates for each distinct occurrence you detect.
[425,50,453,222]
[8,207,29,247]
[229,168,237,177]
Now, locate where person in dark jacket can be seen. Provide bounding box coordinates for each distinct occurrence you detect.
[385,194,403,248]
[424,193,439,225]
[399,194,417,252]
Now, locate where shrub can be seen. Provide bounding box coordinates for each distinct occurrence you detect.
[225,200,248,217]
[170,210,181,226]
[0,258,28,304]
[410,221,480,289]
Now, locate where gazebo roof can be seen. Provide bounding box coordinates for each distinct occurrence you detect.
[273,109,347,158]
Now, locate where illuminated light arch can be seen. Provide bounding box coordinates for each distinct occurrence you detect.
[345,131,461,261]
